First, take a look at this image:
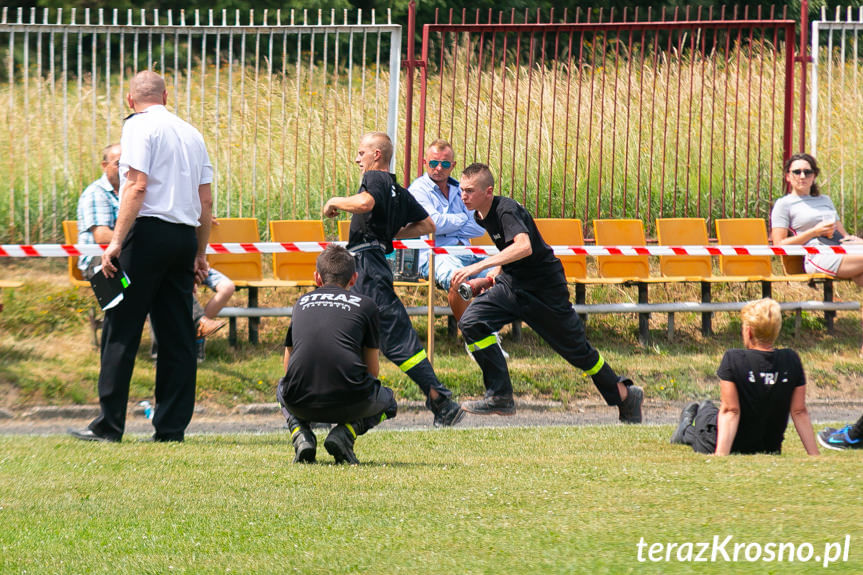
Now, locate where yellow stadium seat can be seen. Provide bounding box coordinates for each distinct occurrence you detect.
[535,218,587,280]
[593,219,650,280]
[656,218,713,279]
[269,220,324,285]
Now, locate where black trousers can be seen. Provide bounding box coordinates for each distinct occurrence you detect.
[351,249,451,400]
[277,377,398,437]
[458,275,623,405]
[89,217,198,440]
[683,400,719,454]
[851,413,863,440]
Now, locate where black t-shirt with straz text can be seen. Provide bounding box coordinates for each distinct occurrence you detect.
[281,285,380,408]
[716,348,806,454]
[347,170,429,254]
[475,195,565,290]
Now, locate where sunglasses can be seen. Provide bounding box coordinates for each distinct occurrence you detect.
[428,160,452,169]
[789,169,814,176]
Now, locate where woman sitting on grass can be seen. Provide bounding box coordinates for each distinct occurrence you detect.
[670,298,820,456]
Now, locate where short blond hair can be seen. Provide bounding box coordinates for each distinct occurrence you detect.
[427,138,453,155]
[741,298,781,346]
[362,132,393,165]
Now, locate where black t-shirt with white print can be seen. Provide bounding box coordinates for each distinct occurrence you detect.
[281,285,380,408]
[716,348,806,454]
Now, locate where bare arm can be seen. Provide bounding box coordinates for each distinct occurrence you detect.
[789,385,820,455]
[194,183,213,284]
[101,168,147,277]
[90,225,114,244]
[771,223,835,246]
[364,347,380,378]
[450,232,532,288]
[714,379,741,456]
[395,216,435,239]
[283,346,291,372]
[323,192,375,218]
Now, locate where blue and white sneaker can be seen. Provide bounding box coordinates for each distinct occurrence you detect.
[818,425,863,451]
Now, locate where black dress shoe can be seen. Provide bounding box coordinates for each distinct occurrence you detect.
[68,428,121,443]
[140,434,184,443]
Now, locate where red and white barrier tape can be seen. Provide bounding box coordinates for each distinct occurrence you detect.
[2,241,863,257]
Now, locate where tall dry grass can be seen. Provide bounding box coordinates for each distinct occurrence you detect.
[1,28,861,244]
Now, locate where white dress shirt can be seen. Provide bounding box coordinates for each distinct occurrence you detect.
[120,105,213,227]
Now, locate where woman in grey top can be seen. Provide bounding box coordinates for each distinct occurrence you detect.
[771,153,863,351]
[771,153,863,278]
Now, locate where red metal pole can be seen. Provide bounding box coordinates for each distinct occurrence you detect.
[798,0,809,153]
[404,0,416,184]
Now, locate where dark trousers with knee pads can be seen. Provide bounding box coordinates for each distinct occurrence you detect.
[351,248,452,401]
[277,377,398,437]
[458,276,625,405]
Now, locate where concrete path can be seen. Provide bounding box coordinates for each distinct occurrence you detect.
[1,399,861,438]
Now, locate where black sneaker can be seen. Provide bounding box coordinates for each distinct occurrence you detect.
[324,424,359,465]
[670,402,699,444]
[291,428,317,464]
[431,396,466,427]
[618,384,643,424]
[461,394,516,416]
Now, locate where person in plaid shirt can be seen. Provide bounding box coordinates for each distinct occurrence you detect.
[76,143,121,280]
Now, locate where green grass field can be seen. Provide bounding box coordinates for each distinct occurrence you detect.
[1,425,862,574]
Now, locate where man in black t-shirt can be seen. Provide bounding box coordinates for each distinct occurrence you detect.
[670,298,819,456]
[277,245,397,464]
[451,163,643,422]
[323,132,464,428]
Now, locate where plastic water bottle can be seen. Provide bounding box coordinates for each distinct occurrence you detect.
[138,400,153,420]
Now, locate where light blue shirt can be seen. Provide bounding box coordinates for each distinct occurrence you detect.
[76,174,119,273]
[408,173,486,266]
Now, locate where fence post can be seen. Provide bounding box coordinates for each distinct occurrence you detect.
[402,0,416,186]
[797,0,810,153]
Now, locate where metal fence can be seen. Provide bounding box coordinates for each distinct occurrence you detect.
[810,6,863,234]
[408,7,796,236]
[0,6,401,243]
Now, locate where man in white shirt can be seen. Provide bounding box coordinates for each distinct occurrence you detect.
[70,71,213,443]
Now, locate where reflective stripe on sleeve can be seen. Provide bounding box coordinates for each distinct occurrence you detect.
[398,349,428,373]
[466,334,498,353]
[583,355,605,376]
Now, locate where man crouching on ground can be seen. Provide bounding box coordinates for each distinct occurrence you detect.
[277,245,397,464]
[451,163,644,422]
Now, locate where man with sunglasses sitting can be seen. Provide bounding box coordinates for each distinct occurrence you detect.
[408,139,495,323]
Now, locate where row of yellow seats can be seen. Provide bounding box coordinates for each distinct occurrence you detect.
[472,217,804,283]
[64,217,796,288]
